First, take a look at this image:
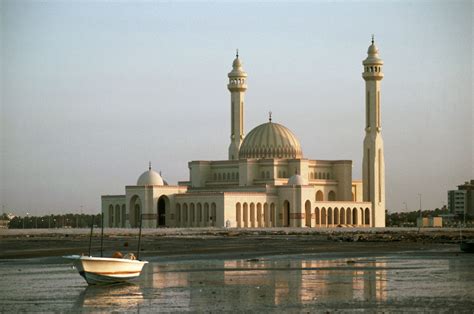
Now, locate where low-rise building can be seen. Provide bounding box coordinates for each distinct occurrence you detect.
[448,180,474,217]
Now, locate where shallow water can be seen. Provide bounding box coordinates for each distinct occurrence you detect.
[1,250,473,312]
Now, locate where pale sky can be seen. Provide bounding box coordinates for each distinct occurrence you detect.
[1,1,472,215]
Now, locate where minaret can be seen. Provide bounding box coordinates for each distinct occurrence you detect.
[227,50,247,160]
[362,36,386,227]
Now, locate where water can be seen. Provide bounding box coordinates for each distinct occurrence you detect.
[1,251,473,312]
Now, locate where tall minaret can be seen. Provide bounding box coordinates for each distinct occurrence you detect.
[362,36,386,227]
[227,50,247,160]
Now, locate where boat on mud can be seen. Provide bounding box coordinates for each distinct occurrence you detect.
[64,254,148,285]
[64,213,147,285]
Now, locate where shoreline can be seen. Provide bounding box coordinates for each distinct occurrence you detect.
[0,227,471,260]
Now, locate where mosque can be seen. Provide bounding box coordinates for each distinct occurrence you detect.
[101,38,386,229]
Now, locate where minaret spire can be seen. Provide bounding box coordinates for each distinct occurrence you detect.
[227,51,247,160]
[362,37,385,227]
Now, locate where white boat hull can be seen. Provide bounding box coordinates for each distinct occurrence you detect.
[64,255,148,285]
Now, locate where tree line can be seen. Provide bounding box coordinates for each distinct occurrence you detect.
[3,213,103,229]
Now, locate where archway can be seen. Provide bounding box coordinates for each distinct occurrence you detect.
[157,195,169,227]
[236,203,242,228]
[364,208,370,226]
[305,200,311,227]
[340,208,345,225]
[283,201,290,227]
[108,205,114,227]
[316,190,324,201]
[129,195,142,228]
[115,205,121,227]
[270,203,275,227]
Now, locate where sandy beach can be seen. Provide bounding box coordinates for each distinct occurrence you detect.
[1,227,472,260]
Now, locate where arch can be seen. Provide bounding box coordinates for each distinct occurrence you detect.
[157,196,169,227]
[121,204,126,227]
[257,203,263,227]
[197,203,202,225]
[321,208,327,227]
[328,191,336,201]
[176,203,181,225]
[305,200,311,227]
[315,207,320,226]
[283,200,290,227]
[270,203,276,227]
[316,190,324,202]
[334,208,339,225]
[204,203,210,226]
[263,203,269,227]
[211,203,217,226]
[190,203,195,225]
[243,203,249,228]
[340,208,345,225]
[108,205,114,227]
[346,208,351,225]
[183,203,188,225]
[236,203,242,228]
[328,208,333,225]
[115,204,121,227]
[250,203,256,228]
[352,208,358,226]
[129,195,142,228]
[365,208,370,226]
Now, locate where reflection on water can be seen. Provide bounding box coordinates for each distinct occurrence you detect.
[147,259,389,310]
[76,284,143,310]
[1,253,473,312]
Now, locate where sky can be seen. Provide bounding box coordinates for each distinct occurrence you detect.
[0,0,472,216]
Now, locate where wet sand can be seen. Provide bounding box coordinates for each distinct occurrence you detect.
[1,227,472,260]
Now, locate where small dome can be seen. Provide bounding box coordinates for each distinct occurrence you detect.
[228,53,247,78]
[232,57,242,68]
[239,121,303,159]
[363,39,383,65]
[287,174,307,186]
[137,168,164,186]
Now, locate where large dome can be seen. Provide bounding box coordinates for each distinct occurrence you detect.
[239,122,303,159]
[137,168,164,186]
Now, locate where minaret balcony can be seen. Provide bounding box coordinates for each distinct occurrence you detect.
[362,72,384,80]
[227,83,247,91]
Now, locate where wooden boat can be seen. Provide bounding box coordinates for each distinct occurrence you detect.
[64,254,148,285]
[460,240,474,253]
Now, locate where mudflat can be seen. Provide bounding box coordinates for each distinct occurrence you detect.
[1,227,471,260]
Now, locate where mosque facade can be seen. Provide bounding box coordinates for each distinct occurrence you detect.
[101,39,386,228]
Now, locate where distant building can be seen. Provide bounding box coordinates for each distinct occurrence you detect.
[417,217,443,228]
[448,180,474,217]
